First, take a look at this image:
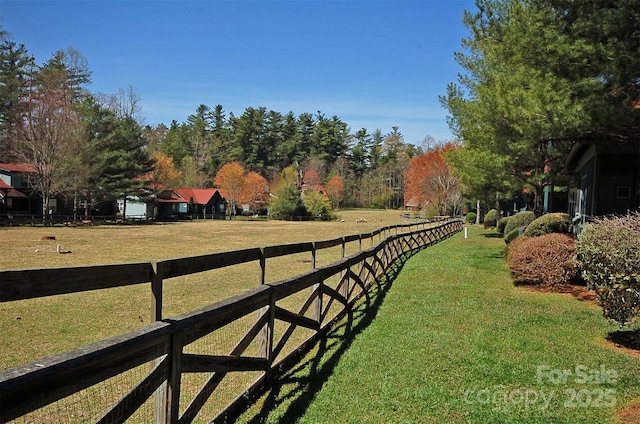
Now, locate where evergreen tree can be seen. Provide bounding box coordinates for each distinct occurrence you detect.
[91,114,153,216]
[0,27,34,157]
[442,0,640,215]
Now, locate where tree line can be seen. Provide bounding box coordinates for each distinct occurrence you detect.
[7,0,632,222]
[1,24,432,222]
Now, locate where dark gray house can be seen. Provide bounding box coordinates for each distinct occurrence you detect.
[566,135,640,231]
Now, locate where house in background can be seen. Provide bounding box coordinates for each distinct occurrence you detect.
[156,188,228,220]
[0,163,37,214]
[566,135,640,232]
[0,178,27,214]
[404,197,423,212]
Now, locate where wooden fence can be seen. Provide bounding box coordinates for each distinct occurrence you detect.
[0,213,154,227]
[0,219,462,423]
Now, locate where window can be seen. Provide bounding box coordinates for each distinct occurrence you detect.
[617,186,631,199]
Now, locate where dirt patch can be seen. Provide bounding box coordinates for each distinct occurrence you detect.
[522,283,597,302]
[616,400,640,424]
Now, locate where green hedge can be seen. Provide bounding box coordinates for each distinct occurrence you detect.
[497,216,510,234]
[483,209,499,228]
[523,213,572,237]
[503,211,535,239]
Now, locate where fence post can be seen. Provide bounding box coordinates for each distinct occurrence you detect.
[167,331,183,423]
[313,281,323,328]
[261,293,276,370]
[151,261,163,322]
[340,237,349,301]
[151,261,168,423]
[258,248,274,371]
[312,242,317,269]
[259,248,266,286]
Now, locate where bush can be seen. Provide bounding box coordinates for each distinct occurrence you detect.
[302,189,332,220]
[503,211,536,238]
[523,213,573,237]
[465,212,477,223]
[484,209,499,228]
[507,234,578,287]
[576,213,640,326]
[497,217,511,234]
[504,227,521,244]
[269,183,307,219]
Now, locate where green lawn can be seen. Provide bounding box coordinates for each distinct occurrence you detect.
[238,225,640,423]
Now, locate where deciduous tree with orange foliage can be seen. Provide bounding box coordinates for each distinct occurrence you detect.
[240,171,269,213]
[303,169,322,186]
[325,174,346,209]
[214,161,246,218]
[150,151,181,189]
[404,143,462,216]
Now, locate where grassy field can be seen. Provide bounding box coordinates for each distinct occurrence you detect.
[238,225,640,423]
[0,209,410,369]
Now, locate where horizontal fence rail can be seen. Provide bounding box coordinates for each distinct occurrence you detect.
[0,219,462,423]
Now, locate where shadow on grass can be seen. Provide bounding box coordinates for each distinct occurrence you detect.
[607,329,640,352]
[235,252,411,424]
[482,232,503,238]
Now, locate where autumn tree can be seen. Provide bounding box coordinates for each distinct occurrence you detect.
[240,171,269,213]
[404,144,462,216]
[150,151,181,189]
[214,161,246,219]
[325,174,346,209]
[303,169,322,186]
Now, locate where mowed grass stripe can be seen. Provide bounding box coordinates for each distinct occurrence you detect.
[286,226,640,423]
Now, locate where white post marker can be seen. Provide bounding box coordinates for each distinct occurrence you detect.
[56,244,61,253]
[464,227,469,239]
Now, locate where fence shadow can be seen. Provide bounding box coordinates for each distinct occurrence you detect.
[235,253,411,424]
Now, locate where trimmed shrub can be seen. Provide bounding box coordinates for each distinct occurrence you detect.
[576,213,640,326]
[465,212,477,223]
[497,216,511,234]
[523,213,572,237]
[504,227,521,244]
[484,209,499,228]
[507,234,578,287]
[503,211,536,238]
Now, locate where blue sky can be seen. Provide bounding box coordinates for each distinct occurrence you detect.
[1,0,475,146]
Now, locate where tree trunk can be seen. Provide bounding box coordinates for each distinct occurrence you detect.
[533,183,544,217]
[42,195,49,226]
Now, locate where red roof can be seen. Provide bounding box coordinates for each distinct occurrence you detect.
[157,188,220,204]
[175,188,218,204]
[0,179,26,198]
[0,163,36,173]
